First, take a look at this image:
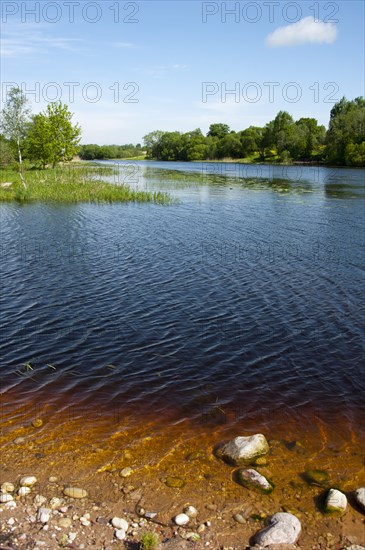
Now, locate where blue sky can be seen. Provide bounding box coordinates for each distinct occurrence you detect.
[1,0,364,144]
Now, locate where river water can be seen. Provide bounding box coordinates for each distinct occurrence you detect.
[1,161,364,452]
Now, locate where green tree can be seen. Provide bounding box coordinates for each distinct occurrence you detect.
[0,87,31,187]
[0,136,15,167]
[326,97,365,165]
[27,101,81,168]
[143,130,165,158]
[207,123,230,140]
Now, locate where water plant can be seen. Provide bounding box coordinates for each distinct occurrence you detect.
[140,531,159,550]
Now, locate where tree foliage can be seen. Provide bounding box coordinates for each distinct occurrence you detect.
[27,102,81,168]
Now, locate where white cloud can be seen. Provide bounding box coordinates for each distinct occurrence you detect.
[0,29,83,57]
[266,16,338,47]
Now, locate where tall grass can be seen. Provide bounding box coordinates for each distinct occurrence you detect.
[0,164,171,204]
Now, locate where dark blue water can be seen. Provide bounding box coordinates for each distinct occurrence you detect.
[1,162,364,432]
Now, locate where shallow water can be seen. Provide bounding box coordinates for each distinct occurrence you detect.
[1,161,364,452]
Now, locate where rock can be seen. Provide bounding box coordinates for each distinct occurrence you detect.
[343,546,365,550]
[14,437,26,445]
[115,529,126,540]
[0,493,14,503]
[18,486,31,496]
[255,456,268,466]
[80,516,91,526]
[63,487,88,499]
[254,512,301,546]
[120,467,133,477]
[111,517,128,530]
[216,434,269,465]
[303,469,329,487]
[144,511,157,519]
[37,507,51,523]
[48,476,58,483]
[5,501,16,509]
[324,488,347,514]
[1,482,15,493]
[59,518,72,528]
[354,487,365,512]
[233,513,245,524]
[234,468,273,494]
[34,495,47,506]
[20,475,37,487]
[174,513,190,526]
[164,476,185,488]
[184,505,198,518]
[49,497,63,509]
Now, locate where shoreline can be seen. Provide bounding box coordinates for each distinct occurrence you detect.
[1,395,364,549]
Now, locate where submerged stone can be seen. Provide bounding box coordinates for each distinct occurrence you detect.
[164,476,185,489]
[354,487,365,513]
[63,487,88,499]
[216,434,269,465]
[304,469,329,487]
[234,468,273,493]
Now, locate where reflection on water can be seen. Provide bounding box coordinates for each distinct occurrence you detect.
[0,161,364,452]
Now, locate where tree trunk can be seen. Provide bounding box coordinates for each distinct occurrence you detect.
[17,138,27,189]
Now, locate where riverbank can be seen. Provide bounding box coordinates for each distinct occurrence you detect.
[0,165,170,204]
[1,396,364,549]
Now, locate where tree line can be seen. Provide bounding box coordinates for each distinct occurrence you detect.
[78,143,143,160]
[142,97,365,166]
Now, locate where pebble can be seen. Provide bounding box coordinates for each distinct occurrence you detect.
[34,495,47,506]
[233,513,245,524]
[184,505,198,518]
[120,467,133,477]
[7,517,15,525]
[59,518,72,528]
[1,482,15,493]
[5,500,17,509]
[37,507,51,523]
[68,532,77,542]
[14,437,26,445]
[111,517,128,530]
[197,524,206,533]
[20,476,37,487]
[63,487,88,499]
[80,516,91,527]
[48,476,58,483]
[115,529,126,540]
[0,493,14,503]
[32,419,43,428]
[49,497,63,509]
[144,511,157,519]
[18,486,31,497]
[174,513,190,526]
[304,469,329,487]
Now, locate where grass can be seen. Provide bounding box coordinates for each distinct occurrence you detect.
[140,531,159,550]
[0,164,171,204]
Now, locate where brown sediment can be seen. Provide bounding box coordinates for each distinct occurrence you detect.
[1,388,365,548]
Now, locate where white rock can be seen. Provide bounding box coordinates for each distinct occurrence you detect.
[325,488,347,513]
[354,487,365,512]
[37,507,51,523]
[217,434,269,465]
[184,505,198,518]
[18,487,31,497]
[49,497,63,509]
[80,516,90,526]
[68,532,77,543]
[20,476,37,487]
[235,468,273,493]
[343,546,365,550]
[115,528,126,540]
[7,517,15,525]
[111,517,129,530]
[254,512,301,545]
[174,513,190,526]
[1,482,15,493]
[0,493,14,503]
[120,467,133,477]
[5,501,17,509]
[34,495,47,506]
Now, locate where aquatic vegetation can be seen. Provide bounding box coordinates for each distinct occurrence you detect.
[140,531,159,550]
[0,164,171,204]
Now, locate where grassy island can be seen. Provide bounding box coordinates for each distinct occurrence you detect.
[0,164,170,204]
